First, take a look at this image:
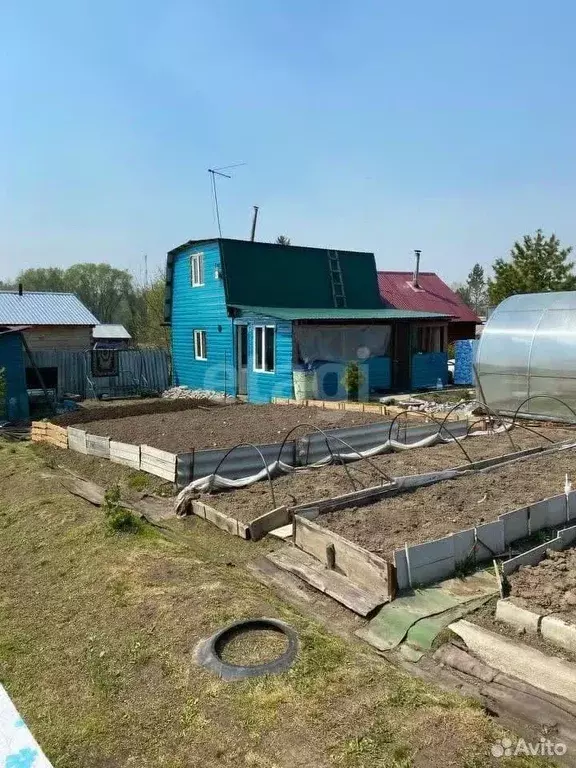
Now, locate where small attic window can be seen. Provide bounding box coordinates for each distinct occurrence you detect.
[191,252,204,287]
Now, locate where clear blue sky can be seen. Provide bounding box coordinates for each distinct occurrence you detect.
[2,1,576,285]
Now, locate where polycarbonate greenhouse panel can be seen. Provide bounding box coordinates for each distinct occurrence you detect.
[476,292,576,421]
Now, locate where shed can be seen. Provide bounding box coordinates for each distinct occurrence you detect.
[0,290,98,352]
[476,291,576,421]
[92,324,132,348]
[0,327,30,421]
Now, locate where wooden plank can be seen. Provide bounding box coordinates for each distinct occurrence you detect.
[46,423,68,439]
[59,476,106,506]
[67,427,87,454]
[267,546,386,616]
[191,500,249,539]
[110,440,140,470]
[140,444,176,481]
[294,515,393,599]
[249,505,290,541]
[86,433,110,458]
[141,444,176,462]
[290,482,397,515]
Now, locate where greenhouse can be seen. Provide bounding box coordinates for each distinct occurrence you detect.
[476,291,576,421]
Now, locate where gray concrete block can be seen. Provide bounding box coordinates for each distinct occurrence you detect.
[495,598,541,633]
[501,536,563,576]
[410,556,456,587]
[529,495,567,534]
[407,534,454,568]
[541,615,576,652]
[499,506,529,545]
[393,549,411,591]
[549,494,568,527]
[560,524,576,546]
[475,520,505,561]
[568,490,576,521]
[452,528,475,564]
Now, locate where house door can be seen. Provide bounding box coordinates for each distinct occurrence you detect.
[236,325,248,395]
[392,323,411,391]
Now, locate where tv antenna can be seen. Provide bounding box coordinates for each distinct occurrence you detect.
[208,162,246,237]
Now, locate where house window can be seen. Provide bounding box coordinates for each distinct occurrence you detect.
[190,252,204,286]
[254,325,275,372]
[414,325,446,354]
[193,330,207,360]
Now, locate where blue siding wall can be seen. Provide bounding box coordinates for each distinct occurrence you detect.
[0,332,29,420]
[411,352,448,389]
[237,316,294,403]
[171,243,236,395]
[366,356,392,391]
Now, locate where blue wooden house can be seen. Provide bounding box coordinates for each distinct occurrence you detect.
[165,238,450,403]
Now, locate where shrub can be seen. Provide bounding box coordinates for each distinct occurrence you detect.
[103,485,142,533]
[343,362,364,401]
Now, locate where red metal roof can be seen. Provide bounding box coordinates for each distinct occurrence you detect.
[377,271,480,323]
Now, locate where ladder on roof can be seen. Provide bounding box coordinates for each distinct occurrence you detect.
[327,250,347,308]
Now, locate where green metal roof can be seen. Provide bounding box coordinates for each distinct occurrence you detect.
[220,239,382,309]
[231,305,450,321]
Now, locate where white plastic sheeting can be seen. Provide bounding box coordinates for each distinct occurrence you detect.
[175,423,509,504]
[294,324,391,363]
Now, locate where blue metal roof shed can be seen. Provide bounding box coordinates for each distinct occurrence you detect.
[0,327,29,421]
[0,292,98,326]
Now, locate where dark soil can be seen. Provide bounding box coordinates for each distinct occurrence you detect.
[53,397,219,426]
[75,403,395,452]
[318,445,576,561]
[508,548,576,624]
[201,426,576,523]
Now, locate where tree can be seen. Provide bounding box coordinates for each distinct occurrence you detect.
[453,283,472,307]
[11,263,137,327]
[466,263,487,315]
[64,263,135,325]
[488,230,576,305]
[276,235,291,246]
[132,272,170,348]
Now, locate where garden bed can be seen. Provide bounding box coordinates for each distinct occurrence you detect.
[318,444,576,561]
[53,396,219,426]
[507,548,576,624]
[197,426,576,523]
[72,402,397,453]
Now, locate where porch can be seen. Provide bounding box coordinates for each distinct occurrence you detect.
[230,306,450,403]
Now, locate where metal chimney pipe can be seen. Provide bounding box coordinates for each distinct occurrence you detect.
[413,250,421,288]
[250,205,259,242]
[18,282,23,296]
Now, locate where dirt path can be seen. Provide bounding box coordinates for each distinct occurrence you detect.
[76,403,401,452]
[202,426,576,523]
[319,446,576,561]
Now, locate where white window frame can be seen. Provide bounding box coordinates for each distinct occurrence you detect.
[253,325,275,373]
[193,329,207,360]
[190,252,204,287]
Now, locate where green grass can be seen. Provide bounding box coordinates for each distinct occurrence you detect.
[0,441,554,768]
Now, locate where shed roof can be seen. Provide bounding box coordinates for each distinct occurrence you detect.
[377,272,480,323]
[93,324,132,340]
[0,292,98,326]
[231,305,449,321]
